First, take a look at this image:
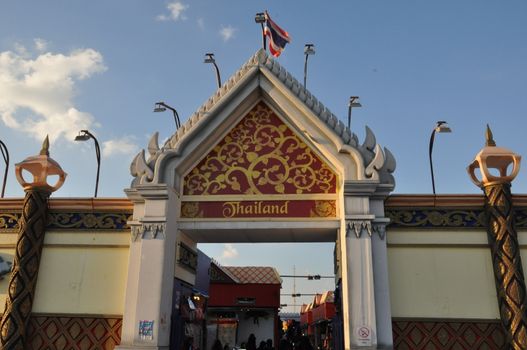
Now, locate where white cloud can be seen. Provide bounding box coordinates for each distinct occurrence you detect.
[197,18,205,30]
[13,43,29,57]
[34,38,48,52]
[102,136,138,158]
[220,25,236,42]
[0,43,106,142]
[221,244,238,260]
[156,1,188,22]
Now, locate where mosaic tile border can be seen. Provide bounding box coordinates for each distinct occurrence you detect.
[386,208,527,229]
[0,212,132,232]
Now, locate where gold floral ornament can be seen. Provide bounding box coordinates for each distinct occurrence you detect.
[181,202,203,218]
[184,102,337,195]
[15,136,67,193]
[310,201,337,218]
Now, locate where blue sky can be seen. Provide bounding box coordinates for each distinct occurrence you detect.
[1,1,526,311]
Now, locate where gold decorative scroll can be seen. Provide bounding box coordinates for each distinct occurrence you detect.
[183,102,337,196]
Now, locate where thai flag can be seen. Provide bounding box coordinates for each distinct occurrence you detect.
[264,11,291,57]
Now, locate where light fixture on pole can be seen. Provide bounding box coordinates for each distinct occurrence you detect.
[204,53,222,88]
[154,102,181,129]
[303,44,315,88]
[74,130,101,198]
[347,96,362,130]
[429,121,452,195]
[255,12,266,50]
[0,139,8,198]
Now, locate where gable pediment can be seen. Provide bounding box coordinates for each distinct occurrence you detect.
[183,102,337,196]
[180,102,338,220]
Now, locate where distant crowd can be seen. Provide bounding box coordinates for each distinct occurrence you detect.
[211,332,314,350]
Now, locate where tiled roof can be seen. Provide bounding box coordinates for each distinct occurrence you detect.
[222,266,282,285]
[130,50,395,188]
[320,291,334,304]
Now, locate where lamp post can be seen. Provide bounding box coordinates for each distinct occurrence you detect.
[74,130,101,198]
[428,121,451,195]
[154,102,181,129]
[0,139,8,198]
[255,12,266,50]
[467,125,527,349]
[303,44,315,88]
[347,96,362,130]
[204,53,222,88]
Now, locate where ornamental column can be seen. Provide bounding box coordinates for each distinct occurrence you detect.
[0,136,66,349]
[341,183,378,349]
[467,125,527,350]
[117,184,179,350]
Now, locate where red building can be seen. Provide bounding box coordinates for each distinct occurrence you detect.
[300,291,336,350]
[207,264,282,350]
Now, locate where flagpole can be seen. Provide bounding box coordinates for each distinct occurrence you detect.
[255,12,267,50]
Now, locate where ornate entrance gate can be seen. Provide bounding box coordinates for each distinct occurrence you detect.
[117,50,395,350]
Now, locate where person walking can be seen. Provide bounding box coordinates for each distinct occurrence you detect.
[247,334,257,350]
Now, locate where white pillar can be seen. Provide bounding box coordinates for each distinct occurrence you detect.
[370,188,394,349]
[117,184,179,350]
[341,193,378,350]
[371,219,392,349]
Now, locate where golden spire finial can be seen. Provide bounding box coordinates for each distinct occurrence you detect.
[39,135,50,156]
[486,124,496,147]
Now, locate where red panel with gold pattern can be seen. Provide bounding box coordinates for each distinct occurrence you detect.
[181,200,336,219]
[183,102,337,196]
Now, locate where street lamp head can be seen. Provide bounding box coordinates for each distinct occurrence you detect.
[255,12,266,23]
[349,96,362,108]
[74,130,91,142]
[304,44,315,56]
[204,53,215,64]
[435,121,452,133]
[153,102,167,113]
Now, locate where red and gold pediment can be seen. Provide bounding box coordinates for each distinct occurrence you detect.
[183,102,337,196]
[181,102,338,219]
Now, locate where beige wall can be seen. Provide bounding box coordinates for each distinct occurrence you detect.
[0,230,129,315]
[388,228,527,319]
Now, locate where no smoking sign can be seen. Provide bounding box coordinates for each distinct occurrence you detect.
[355,326,372,346]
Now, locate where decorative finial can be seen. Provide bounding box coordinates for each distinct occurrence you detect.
[40,135,50,156]
[15,134,67,192]
[486,124,496,147]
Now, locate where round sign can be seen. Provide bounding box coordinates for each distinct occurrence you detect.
[358,326,370,339]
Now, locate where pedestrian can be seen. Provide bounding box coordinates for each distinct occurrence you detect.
[247,334,257,350]
[279,338,292,350]
[212,339,223,350]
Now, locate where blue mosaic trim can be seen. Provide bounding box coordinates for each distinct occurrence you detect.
[0,212,131,231]
[386,208,527,228]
